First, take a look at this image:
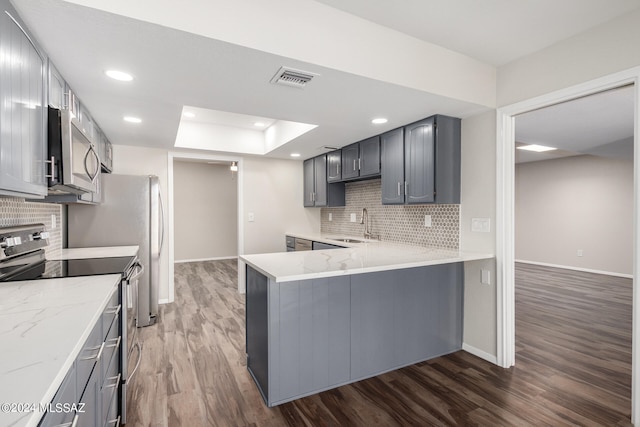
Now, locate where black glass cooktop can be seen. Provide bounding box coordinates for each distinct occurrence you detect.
[0,256,135,282]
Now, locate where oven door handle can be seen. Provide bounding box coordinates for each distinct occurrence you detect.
[126,260,144,283]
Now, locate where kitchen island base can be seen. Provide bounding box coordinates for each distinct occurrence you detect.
[246,262,463,407]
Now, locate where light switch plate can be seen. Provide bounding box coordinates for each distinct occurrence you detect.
[350,213,357,222]
[481,269,491,285]
[51,214,56,229]
[424,215,432,227]
[329,213,333,221]
[248,212,255,222]
[471,218,491,233]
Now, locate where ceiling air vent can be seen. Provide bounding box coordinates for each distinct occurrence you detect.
[270,66,318,89]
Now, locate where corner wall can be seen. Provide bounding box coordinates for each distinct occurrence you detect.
[459,110,498,361]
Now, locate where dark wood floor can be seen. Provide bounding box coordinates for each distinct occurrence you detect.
[126,260,633,426]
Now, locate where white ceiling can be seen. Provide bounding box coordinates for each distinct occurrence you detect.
[313,0,640,66]
[515,85,635,163]
[12,0,640,160]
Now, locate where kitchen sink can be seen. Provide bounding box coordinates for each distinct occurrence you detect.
[333,238,365,243]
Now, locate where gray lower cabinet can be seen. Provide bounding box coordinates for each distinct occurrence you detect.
[39,285,122,427]
[381,115,460,205]
[311,241,344,250]
[303,154,345,207]
[246,262,463,407]
[0,0,47,198]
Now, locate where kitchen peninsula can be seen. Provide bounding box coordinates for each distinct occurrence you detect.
[241,236,493,407]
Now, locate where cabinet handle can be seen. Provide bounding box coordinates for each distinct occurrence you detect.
[105,304,122,316]
[44,156,56,181]
[358,158,361,170]
[404,181,408,196]
[81,341,105,362]
[353,159,356,171]
[106,335,122,350]
[107,416,121,427]
[337,164,340,176]
[397,182,401,196]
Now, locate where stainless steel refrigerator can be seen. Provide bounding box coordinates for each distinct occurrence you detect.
[67,174,164,327]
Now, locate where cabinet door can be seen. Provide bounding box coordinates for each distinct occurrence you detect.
[48,61,65,109]
[326,150,341,182]
[359,136,380,177]
[381,128,405,204]
[404,118,435,204]
[303,158,314,207]
[341,142,359,180]
[0,6,47,197]
[313,155,327,206]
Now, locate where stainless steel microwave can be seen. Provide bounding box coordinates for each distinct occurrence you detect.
[47,106,100,194]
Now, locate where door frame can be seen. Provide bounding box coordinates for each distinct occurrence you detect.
[167,151,244,301]
[496,67,640,422]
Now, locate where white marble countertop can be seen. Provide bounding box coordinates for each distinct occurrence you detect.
[50,245,139,260]
[241,233,494,282]
[0,274,122,427]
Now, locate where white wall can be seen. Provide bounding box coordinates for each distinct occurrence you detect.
[516,155,633,276]
[241,156,320,255]
[173,161,237,261]
[497,9,640,106]
[460,110,498,361]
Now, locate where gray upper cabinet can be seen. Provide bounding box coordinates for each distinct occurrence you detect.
[380,128,405,204]
[313,155,327,206]
[381,115,460,205]
[405,117,436,204]
[326,150,341,182]
[359,136,381,177]
[341,143,359,180]
[47,61,65,109]
[341,136,380,181]
[303,154,345,207]
[0,1,47,198]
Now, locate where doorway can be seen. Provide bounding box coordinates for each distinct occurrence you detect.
[512,86,634,423]
[167,152,244,301]
[497,68,640,422]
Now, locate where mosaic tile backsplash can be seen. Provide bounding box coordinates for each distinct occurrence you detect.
[0,197,63,258]
[321,179,459,249]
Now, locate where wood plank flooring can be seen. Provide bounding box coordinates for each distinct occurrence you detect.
[126,260,632,426]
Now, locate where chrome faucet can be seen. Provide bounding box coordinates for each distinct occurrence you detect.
[360,208,372,239]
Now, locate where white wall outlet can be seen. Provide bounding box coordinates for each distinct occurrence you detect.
[329,213,333,221]
[577,249,583,257]
[424,215,432,227]
[481,269,491,285]
[51,214,56,229]
[248,212,255,222]
[350,213,357,222]
[471,218,491,233]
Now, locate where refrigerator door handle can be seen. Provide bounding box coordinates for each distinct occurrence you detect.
[158,191,165,253]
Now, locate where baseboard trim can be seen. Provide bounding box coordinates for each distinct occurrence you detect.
[175,256,237,264]
[515,259,632,279]
[462,343,498,365]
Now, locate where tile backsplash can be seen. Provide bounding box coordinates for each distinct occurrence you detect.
[0,197,62,257]
[321,179,459,249]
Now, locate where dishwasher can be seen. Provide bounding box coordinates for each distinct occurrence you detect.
[294,238,312,251]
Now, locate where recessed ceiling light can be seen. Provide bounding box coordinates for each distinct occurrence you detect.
[105,70,133,81]
[183,112,195,118]
[371,118,388,124]
[290,153,301,158]
[123,116,142,123]
[516,144,557,152]
[254,122,266,127]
